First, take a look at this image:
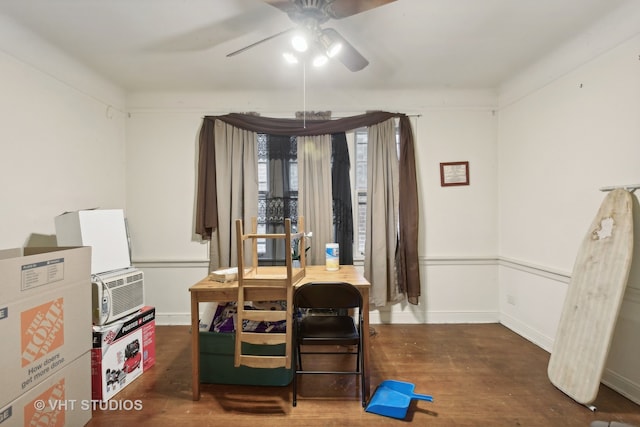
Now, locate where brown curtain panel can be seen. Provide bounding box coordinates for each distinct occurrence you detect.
[195,111,421,304]
[195,118,217,239]
[398,116,420,305]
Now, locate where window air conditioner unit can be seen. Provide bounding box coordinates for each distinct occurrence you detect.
[92,267,144,325]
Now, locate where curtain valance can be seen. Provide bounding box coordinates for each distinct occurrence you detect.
[202,111,405,136]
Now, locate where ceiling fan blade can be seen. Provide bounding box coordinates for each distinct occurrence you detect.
[149,1,281,52]
[327,0,398,19]
[226,28,294,57]
[322,28,369,71]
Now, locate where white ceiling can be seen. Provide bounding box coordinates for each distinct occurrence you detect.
[0,0,631,92]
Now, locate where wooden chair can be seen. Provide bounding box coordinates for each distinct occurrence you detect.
[234,217,305,370]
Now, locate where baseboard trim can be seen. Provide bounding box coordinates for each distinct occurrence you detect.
[159,310,500,326]
[602,368,640,405]
[500,312,554,352]
[344,310,498,325]
[156,313,192,325]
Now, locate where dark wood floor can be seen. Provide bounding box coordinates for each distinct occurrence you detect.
[86,324,640,427]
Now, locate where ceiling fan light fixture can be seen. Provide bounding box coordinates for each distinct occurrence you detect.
[283,52,299,64]
[326,40,342,58]
[291,34,308,52]
[319,32,342,58]
[312,53,328,67]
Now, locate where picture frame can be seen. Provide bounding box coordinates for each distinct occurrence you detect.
[440,161,469,186]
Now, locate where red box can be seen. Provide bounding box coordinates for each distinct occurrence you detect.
[91,306,155,401]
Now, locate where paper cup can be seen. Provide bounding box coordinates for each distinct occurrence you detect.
[325,243,339,271]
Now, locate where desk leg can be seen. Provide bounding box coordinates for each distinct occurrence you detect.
[191,295,200,400]
[362,288,371,403]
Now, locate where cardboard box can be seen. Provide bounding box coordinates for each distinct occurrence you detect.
[0,352,92,427]
[199,331,292,386]
[0,246,91,305]
[55,209,131,275]
[0,282,92,408]
[91,307,156,401]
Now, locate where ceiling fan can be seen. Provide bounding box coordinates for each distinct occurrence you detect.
[226,0,397,72]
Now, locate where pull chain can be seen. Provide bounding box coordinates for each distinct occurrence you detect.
[303,62,306,128]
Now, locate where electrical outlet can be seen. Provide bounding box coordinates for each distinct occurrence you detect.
[507,294,516,305]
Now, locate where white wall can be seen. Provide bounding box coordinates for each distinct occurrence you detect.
[497,26,640,345]
[0,15,127,249]
[124,89,500,325]
[497,23,640,404]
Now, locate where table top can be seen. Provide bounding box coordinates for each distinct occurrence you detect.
[189,265,370,293]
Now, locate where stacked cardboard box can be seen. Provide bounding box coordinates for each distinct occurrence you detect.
[0,246,93,427]
[1,353,92,427]
[54,210,131,276]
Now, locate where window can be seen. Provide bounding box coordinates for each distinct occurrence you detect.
[354,129,368,259]
[350,125,400,261]
[256,134,298,263]
[256,125,400,264]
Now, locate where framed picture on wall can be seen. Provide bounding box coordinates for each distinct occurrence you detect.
[440,161,469,186]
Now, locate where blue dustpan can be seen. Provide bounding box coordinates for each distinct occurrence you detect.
[365,380,433,420]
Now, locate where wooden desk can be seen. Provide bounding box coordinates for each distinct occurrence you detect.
[189,265,371,401]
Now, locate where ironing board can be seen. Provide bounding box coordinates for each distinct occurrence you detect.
[548,188,634,406]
